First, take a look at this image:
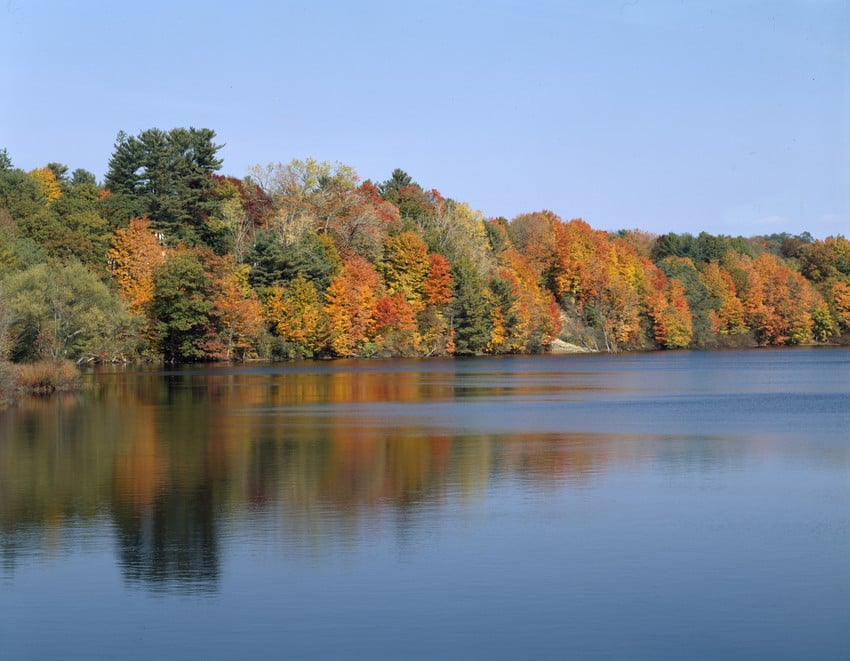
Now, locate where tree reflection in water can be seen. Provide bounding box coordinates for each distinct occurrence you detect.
[0,360,749,592]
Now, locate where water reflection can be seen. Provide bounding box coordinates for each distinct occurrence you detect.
[113,484,220,593]
[1,351,848,594]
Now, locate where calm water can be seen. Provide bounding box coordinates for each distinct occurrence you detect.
[1,349,848,660]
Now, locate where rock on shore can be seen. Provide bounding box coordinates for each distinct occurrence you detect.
[547,339,595,354]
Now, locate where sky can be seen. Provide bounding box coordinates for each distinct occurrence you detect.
[2,0,848,238]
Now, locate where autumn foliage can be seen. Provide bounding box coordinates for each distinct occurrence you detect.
[108,217,165,313]
[2,133,848,365]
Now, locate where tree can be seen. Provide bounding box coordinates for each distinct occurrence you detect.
[374,292,419,355]
[149,251,215,362]
[658,256,713,346]
[206,175,270,260]
[105,127,223,244]
[323,256,381,357]
[422,253,453,307]
[652,232,696,261]
[486,270,523,353]
[450,258,490,355]
[108,217,166,314]
[382,231,430,303]
[71,168,97,187]
[29,167,63,205]
[264,273,325,358]
[378,168,415,199]
[549,221,644,351]
[643,269,693,348]
[799,236,850,283]
[49,180,112,268]
[0,209,46,277]
[0,260,134,362]
[698,262,746,336]
[507,210,561,287]
[496,248,561,352]
[247,230,340,292]
[418,253,454,356]
[417,198,492,268]
[251,159,399,261]
[209,259,265,360]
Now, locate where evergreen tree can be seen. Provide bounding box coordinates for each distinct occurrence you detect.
[450,258,491,354]
[105,128,223,244]
[247,231,340,292]
[149,252,215,362]
[378,168,415,198]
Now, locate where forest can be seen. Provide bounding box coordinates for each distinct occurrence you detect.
[1,127,849,373]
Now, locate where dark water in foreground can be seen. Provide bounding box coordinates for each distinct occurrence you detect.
[1,348,849,660]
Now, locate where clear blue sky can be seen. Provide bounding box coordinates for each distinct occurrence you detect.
[2,0,848,237]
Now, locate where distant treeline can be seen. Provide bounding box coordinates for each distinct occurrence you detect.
[0,128,848,366]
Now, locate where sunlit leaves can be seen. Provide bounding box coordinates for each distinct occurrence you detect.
[324,256,381,357]
[108,217,165,314]
[209,259,265,360]
[29,167,62,206]
[699,262,746,336]
[382,231,430,304]
[831,280,850,330]
[264,273,325,358]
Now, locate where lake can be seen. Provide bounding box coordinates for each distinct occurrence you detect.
[1,348,848,660]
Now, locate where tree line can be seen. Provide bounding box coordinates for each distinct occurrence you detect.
[1,128,848,365]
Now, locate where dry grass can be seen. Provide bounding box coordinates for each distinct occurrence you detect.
[9,360,81,395]
[0,361,14,403]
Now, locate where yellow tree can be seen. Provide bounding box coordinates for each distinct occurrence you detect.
[418,253,454,356]
[832,280,850,330]
[29,167,63,206]
[643,267,693,348]
[211,260,265,360]
[549,220,645,351]
[699,262,746,335]
[324,256,381,356]
[263,273,325,356]
[506,210,561,280]
[108,217,165,314]
[382,231,430,305]
[496,248,561,351]
[752,253,821,344]
[485,268,523,353]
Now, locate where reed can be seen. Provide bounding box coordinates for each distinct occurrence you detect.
[12,360,81,395]
[0,361,14,403]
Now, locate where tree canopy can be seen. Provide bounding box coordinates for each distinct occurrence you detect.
[1,132,848,366]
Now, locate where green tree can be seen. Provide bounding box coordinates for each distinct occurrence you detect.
[378,168,415,201]
[149,251,215,362]
[486,270,522,353]
[247,230,340,293]
[105,127,224,244]
[0,210,46,277]
[652,233,696,261]
[0,260,134,362]
[657,256,713,345]
[450,258,491,354]
[71,168,97,187]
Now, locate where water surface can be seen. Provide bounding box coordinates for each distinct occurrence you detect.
[1,349,848,659]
